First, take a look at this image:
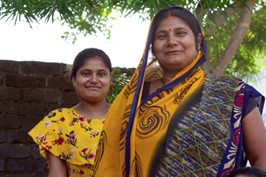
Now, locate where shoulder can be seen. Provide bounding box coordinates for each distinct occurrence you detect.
[42,108,77,123]
[45,108,73,118]
[204,74,242,94]
[205,74,242,85]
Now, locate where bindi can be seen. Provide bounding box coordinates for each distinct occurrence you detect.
[167,12,173,19]
[167,12,174,32]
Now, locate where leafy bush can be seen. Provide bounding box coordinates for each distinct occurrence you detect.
[106,67,131,103]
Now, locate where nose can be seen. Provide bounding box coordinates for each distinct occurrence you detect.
[90,74,98,83]
[168,33,177,46]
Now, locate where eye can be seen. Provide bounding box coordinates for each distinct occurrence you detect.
[155,32,167,40]
[98,71,107,77]
[175,30,187,36]
[81,71,91,77]
[157,34,166,39]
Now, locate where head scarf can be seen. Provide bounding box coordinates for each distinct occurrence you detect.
[94,6,208,177]
[125,6,207,176]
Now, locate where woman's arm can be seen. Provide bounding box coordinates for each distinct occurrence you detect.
[243,107,266,170]
[47,152,68,177]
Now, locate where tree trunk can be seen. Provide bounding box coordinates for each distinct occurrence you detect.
[211,0,257,76]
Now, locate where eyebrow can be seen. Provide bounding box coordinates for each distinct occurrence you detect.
[79,68,108,72]
[155,27,187,34]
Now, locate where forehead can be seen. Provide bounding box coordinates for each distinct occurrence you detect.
[156,16,190,32]
[80,57,108,70]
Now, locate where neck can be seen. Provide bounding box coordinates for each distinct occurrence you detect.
[161,71,176,84]
[73,101,110,119]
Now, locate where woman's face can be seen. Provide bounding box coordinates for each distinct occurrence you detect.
[72,57,111,103]
[153,16,201,74]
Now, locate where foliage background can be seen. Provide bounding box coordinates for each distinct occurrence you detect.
[0,0,265,91]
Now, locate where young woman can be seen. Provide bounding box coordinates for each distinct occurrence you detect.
[29,48,112,177]
[94,6,266,177]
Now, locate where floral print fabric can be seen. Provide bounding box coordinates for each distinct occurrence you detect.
[28,108,104,177]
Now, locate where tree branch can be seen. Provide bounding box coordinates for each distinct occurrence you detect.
[212,0,257,76]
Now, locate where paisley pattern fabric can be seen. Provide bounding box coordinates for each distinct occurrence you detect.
[29,108,104,177]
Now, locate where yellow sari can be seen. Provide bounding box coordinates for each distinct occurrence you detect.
[95,6,264,177]
[95,6,207,177]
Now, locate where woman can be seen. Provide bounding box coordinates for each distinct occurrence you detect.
[94,6,266,177]
[28,48,112,177]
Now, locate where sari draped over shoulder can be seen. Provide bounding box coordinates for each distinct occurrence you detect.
[94,6,265,177]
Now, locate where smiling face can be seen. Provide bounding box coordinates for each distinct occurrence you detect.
[72,57,111,103]
[153,16,201,75]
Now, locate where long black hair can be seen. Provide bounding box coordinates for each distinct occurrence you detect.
[70,48,112,79]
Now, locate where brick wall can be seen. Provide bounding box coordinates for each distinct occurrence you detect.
[0,60,79,177]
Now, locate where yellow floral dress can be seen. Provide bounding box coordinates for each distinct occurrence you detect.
[28,108,104,177]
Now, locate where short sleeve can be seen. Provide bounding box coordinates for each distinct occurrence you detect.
[244,97,259,117]
[28,108,104,166]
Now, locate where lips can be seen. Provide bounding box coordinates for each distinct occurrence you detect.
[85,85,101,90]
[165,50,182,54]
[164,50,182,56]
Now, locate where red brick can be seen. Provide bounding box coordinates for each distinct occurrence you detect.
[0,60,19,73]
[0,87,20,101]
[0,144,30,158]
[0,115,21,129]
[62,90,79,105]
[0,74,4,85]
[6,74,45,88]
[46,75,73,89]
[20,61,65,76]
[3,102,45,116]
[22,88,62,103]
[7,130,32,144]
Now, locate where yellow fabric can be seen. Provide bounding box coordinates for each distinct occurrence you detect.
[95,51,205,177]
[28,108,104,177]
